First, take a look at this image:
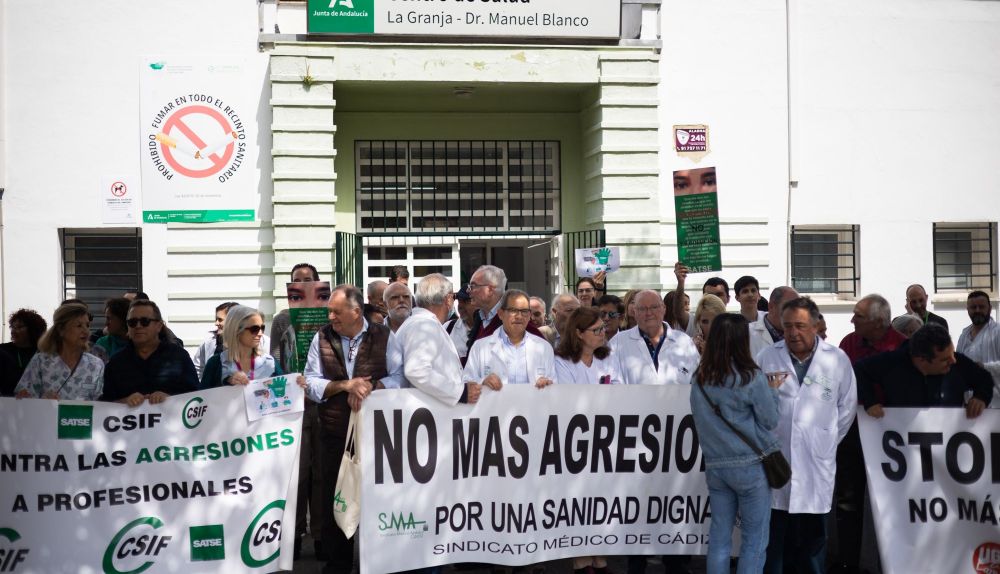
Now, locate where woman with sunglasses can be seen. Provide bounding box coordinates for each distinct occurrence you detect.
[200,305,281,388]
[14,303,104,400]
[689,313,781,574]
[100,300,198,406]
[463,289,555,391]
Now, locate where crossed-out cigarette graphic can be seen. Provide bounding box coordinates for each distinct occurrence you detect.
[155,131,238,160]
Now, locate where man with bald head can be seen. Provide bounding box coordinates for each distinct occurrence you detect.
[546,293,581,348]
[905,284,948,331]
[749,286,799,358]
[367,280,388,314]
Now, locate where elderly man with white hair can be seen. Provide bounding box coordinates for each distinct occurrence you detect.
[545,293,581,349]
[382,280,412,333]
[464,264,544,359]
[609,289,699,387]
[384,273,484,405]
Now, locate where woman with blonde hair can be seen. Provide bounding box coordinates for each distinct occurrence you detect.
[15,303,104,400]
[620,289,639,331]
[693,293,727,354]
[200,305,281,388]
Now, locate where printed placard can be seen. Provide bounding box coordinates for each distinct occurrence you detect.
[673,166,722,273]
[673,125,710,162]
[100,175,140,224]
[574,246,621,278]
[243,373,305,423]
[286,281,332,372]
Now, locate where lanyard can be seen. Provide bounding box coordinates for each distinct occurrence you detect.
[234,355,255,380]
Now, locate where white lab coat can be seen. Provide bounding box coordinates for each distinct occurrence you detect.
[755,338,857,514]
[386,308,465,405]
[609,323,699,385]
[464,328,555,386]
[748,314,776,360]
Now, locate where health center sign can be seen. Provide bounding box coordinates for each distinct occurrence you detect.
[139,57,257,223]
[307,0,621,39]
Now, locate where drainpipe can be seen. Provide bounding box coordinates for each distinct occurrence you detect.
[784,0,795,285]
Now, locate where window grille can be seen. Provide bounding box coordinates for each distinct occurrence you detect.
[933,222,996,292]
[61,228,142,332]
[790,225,859,296]
[356,140,560,234]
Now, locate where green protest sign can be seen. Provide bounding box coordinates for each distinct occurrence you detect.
[673,167,722,273]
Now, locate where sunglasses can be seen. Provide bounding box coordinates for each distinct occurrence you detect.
[243,325,266,335]
[600,311,621,319]
[126,317,160,328]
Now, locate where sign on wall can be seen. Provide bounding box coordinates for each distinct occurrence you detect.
[307,0,621,39]
[139,57,257,223]
[673,125,710,162]
[360,385,713,574]
[0,384,301,572]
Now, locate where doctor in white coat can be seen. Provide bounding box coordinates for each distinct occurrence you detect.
[756,296,856,574]
[609,290,699,386]
[464,289,555,390]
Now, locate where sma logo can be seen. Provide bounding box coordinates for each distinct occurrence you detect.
[378,512,428,533]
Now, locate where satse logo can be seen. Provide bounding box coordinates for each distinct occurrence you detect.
[102,516,172,574]
[974,542,1000,574]
[189,524,225,562]
[0,528,29,572]
[57,404,93,440]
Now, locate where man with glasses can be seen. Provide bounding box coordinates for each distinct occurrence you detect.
[302,284,393,574]
[464,264,543,360]
[101,300,198,406]
[597,294,624,340]
[609,290,699,574]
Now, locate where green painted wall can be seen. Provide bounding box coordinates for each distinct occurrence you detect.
[334,110,585,234]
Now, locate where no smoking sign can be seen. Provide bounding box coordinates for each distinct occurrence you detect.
[149,103,242,180]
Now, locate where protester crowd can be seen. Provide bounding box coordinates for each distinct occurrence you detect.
[2,259,997,574]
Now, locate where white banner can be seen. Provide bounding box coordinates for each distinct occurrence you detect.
[360,385,712,574]
[858,408,1000,574]
[139,56,257,223]
[0,384,302,573]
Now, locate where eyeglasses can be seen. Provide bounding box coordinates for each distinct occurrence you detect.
[503,308,531,317]
[600,311,621,319]
[467,282,491,291]
[126,317,161,328]
[243,325,266,335]
[586,324,607,334]
[634,305,664,315]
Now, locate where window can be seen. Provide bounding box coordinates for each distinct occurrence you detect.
[356,140,560,233]
[790,225,859,296]
[61,229,142,332]
[933,222,996,292]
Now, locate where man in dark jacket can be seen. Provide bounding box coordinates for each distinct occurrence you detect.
[100,300,198,405]
[856,323,992,419]
[464,264,543,361]
[302,284,391,574]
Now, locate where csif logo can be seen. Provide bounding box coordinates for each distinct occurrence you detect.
[57,404,93,440]
[182,396,208,429]
[377,511,428,534]
[974,542,1000,574]
[102,517,172,574]
[0,528,29,572]
[240,500,285,568]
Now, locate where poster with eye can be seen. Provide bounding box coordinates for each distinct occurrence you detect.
[673,166,722,273]
[286,281,332,372]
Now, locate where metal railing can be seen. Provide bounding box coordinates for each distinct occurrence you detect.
[933,222,996,292]
[790,225,859,296]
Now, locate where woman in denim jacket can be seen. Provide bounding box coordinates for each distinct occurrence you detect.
[690,313,782,574]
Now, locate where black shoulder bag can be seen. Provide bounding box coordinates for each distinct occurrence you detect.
[696,382,791,489]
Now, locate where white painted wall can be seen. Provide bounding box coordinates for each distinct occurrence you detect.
[1,1,269,344]
[659,0,1000,343]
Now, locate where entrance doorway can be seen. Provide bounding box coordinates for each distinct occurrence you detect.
[459,239,551,300]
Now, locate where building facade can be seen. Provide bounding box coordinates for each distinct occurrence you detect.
[0,0,997,350]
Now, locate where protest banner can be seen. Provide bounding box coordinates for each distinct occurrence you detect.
[574,247,621,278]
[359,385,713,574]
[285,281,332,372]
[673,166,721,273]
[0,379,302,573]
[858,408,1000,574]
